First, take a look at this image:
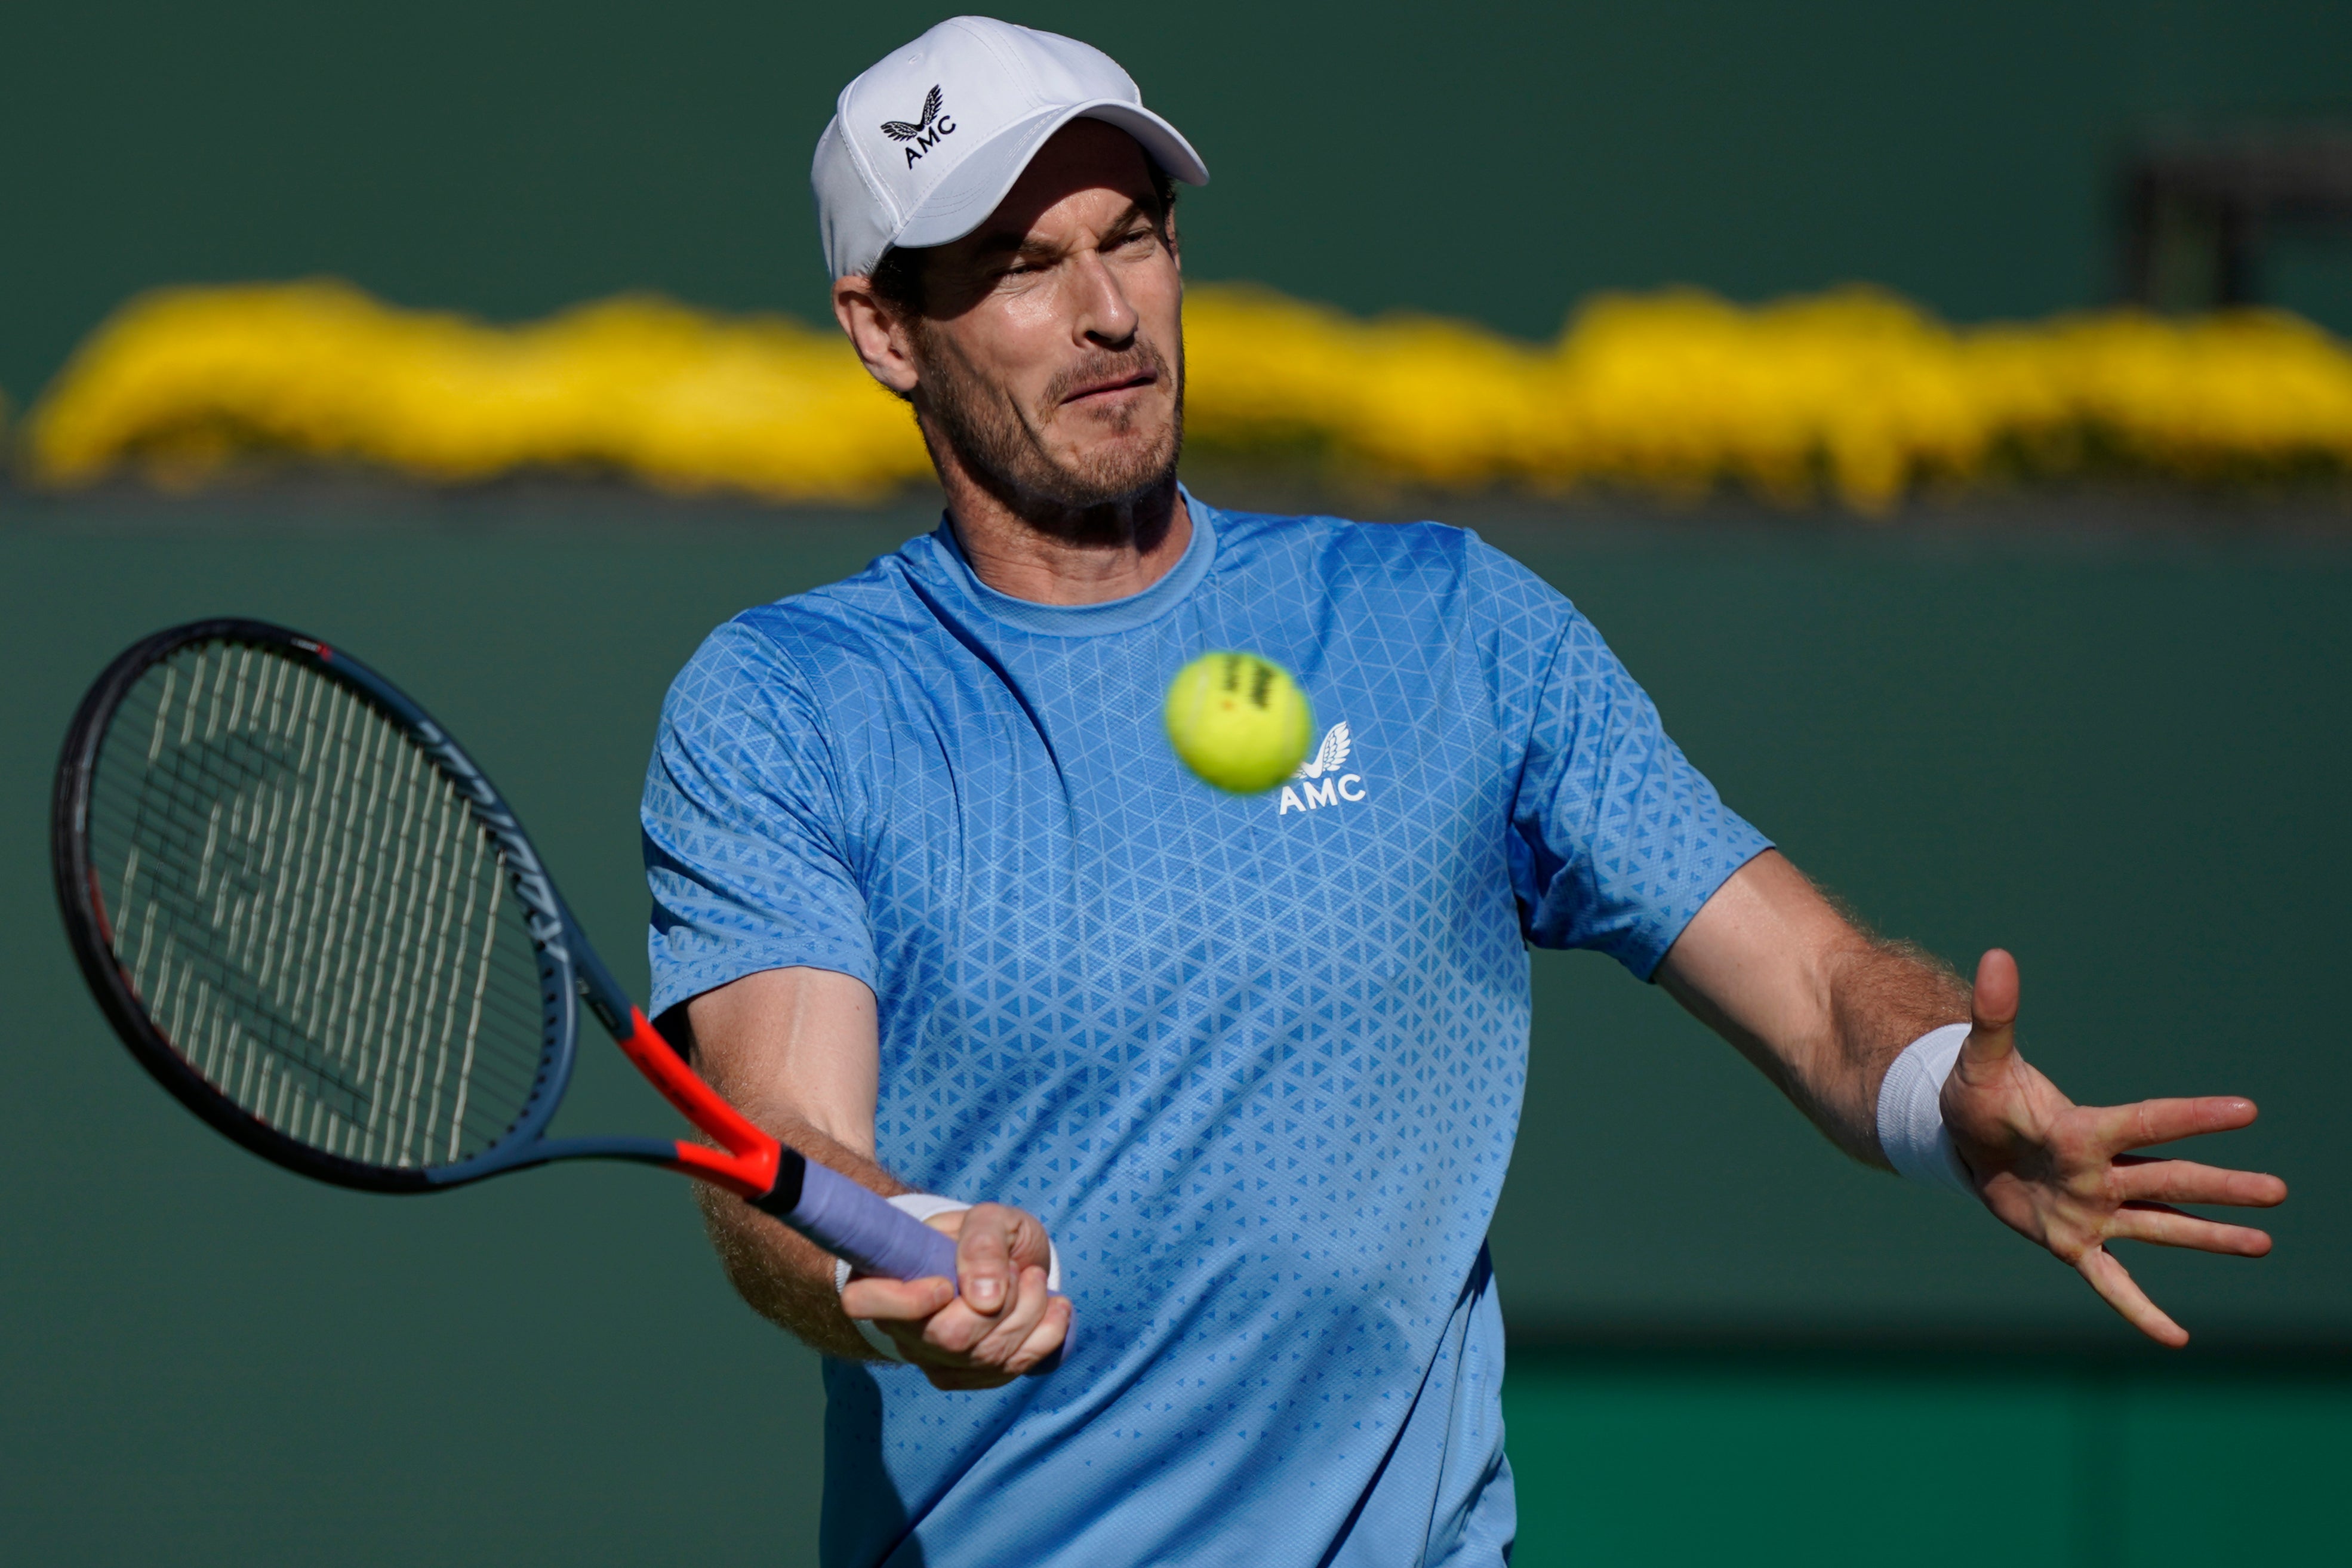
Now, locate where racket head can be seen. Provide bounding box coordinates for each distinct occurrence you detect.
[52,619,583,1193]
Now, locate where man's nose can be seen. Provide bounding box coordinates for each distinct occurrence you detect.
[1069,251,1138,347]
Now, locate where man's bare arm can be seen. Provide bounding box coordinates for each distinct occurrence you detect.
[663,966,897,1359]
[1655,848,2285,1345]
[1655,849,1968,1164]
[667,966,1070,1382]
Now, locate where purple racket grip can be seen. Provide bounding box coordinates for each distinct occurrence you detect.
[781,1162,963,1282]
[758,1161,1074,1369]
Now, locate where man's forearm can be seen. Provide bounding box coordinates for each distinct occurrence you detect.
[659,987,907,1360]
[1816,936,1973,1163]
[664,975,1068,1384]
[694,1112,909,1360]
[1659,851,1971,1166]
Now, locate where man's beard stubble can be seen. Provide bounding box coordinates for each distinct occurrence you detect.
[912,327,1184,523]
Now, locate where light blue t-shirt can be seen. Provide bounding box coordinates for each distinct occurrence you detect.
[642,495,1768,1568]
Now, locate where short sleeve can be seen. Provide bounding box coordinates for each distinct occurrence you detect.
[641,620,878,1016]
[1477,544,1771,978]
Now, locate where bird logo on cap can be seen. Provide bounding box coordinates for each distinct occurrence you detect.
[881,87,945,143]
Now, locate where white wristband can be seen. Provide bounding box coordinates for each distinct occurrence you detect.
[834,1194,1063,1362]
[1875,1022,1977,1196]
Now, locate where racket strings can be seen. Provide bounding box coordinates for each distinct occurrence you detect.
[88,642,548,1169]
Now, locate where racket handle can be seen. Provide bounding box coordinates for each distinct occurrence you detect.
[763,1160,963,1283]
[757,1159,1073,1372]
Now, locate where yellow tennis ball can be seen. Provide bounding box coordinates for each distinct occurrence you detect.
[1163,651,1313,794]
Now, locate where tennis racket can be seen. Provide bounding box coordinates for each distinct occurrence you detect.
[51,617,963,1292]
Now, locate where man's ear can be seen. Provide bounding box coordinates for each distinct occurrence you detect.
[833,277,922,397]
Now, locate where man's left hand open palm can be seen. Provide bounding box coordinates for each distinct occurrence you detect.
[1941,948,2288,1346]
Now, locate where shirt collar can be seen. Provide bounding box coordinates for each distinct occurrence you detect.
[919,484,1218,637]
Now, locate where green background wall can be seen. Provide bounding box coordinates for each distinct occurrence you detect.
[0,489,2342,1561]
[6,1,2352,411]
[5,2,2348,1555]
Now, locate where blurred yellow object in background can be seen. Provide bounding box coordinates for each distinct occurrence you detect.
[21,278,2352,511]
[25,282,931,503]
[1187,283,2352,510]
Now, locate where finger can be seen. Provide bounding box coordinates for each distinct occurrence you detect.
[901,1264,1061,1367]
[955,1206,1017,1314]
[968,1265,1053,1367]
[2113,1156,2288,1209]
[2087,1096,2259,1154]
[1959,948,2020,1072]
[970,1201,1054,1274]
[906,1293,1004,1358]
[841,1274,955,1323]
[2107,1203,2274,1258]
[916,1272,1040,1361]
[2076,1243,2188,1348]
[1006,1293,1075,1377]
[907,1262,1045,1360]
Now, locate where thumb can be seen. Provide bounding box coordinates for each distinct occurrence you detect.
[955,1205,1020,1314]
[954,1203,1048,1314]
[1962,948,2020,1073]
[999,1205,1055,1277]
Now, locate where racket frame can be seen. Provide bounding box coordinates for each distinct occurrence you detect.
[52,618,792,1205]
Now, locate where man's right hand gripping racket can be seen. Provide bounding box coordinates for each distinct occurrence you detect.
[51,618,1013,1336]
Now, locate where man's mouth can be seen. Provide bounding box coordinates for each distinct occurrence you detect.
[1060,369,1157,405]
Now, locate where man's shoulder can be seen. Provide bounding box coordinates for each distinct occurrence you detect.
[1208,500,1472,562]
[1203,501,1558,615]
[730,533,940,647]
[662,538,941,726]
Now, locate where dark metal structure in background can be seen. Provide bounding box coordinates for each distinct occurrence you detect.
[2120,124,2352,310]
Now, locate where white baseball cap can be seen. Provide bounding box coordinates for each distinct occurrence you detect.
[812,16,1209,281]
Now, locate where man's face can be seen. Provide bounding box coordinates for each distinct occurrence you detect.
[891,121,1183,513]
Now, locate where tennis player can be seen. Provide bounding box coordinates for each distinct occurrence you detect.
[642,19,2286,1567]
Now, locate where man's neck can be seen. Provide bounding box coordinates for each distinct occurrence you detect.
[940,467,1192,608]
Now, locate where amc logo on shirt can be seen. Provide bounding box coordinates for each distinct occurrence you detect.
[1276,721,1366,816]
